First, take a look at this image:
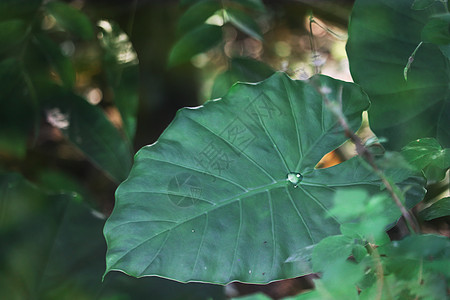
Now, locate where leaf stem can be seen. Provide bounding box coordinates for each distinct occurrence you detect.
[310,77,420,234]
[404,41,423,82]
[308,14,320,75]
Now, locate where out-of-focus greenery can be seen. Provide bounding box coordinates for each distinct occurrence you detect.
[1,0,449,299]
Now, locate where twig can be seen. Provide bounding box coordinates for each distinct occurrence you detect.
[310,77,420,234]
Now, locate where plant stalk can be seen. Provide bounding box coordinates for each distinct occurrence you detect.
[311,78,420,234]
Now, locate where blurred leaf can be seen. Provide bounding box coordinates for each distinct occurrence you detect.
[347,0,450,150]
[0,172,70,298]
[311,235,354,273]
[352,244,367,263]
[45,1,94,40]
[377,151,417,184]
[381,234,449,260]
[314,260,364,300]
[402,138,450,182]
[439,43,450,59]
[422,13,450,44]
[0,0,42,21]
[35,169,91,203]
[211,57,274,99]
[0,19,28,54]
[327,189,369,222]
[359,272,447,300]
[0,58,36,158]
[0,172,224,299]
[98,20,139,141]
[33,33,76,88]
[437,98,450,144]
[40,85,132,183]
[169,24,222,66]
[419,197,450,220]
[177,0,222,35]
[231,293,272,300]
[226,8,262,40]
[230,0,266,12]
[411,0,437,10]
[330,190,408,244]
[180,0,204,7]
[104,73,425,284]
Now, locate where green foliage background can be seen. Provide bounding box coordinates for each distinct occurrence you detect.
[0,0,449,299]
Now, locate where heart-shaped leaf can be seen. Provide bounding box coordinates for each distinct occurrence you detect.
[104,73,423,284]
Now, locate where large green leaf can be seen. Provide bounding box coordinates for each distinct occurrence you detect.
[347,0,450,150]
[104,73,423,284]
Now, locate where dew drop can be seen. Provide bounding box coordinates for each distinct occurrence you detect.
[191,229,195,233]
[248,270,252,274]
[287,172,303,188]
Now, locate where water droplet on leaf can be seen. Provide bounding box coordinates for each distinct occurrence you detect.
[287,172,303,188]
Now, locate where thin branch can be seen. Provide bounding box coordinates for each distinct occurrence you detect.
[310,77,420,234]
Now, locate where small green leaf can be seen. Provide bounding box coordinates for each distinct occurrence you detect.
[226,8,262,40]
[177,0,221,35]
[422,13,450,45]
[352,244,367,263]
[419,197,450,220]
[45,1,94,40]
[169,24,222,66]
[411,0,437,10]
[402,138,450,183]
[33,33,76,88]
[0,19,28,53]
[315,260,364,300]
